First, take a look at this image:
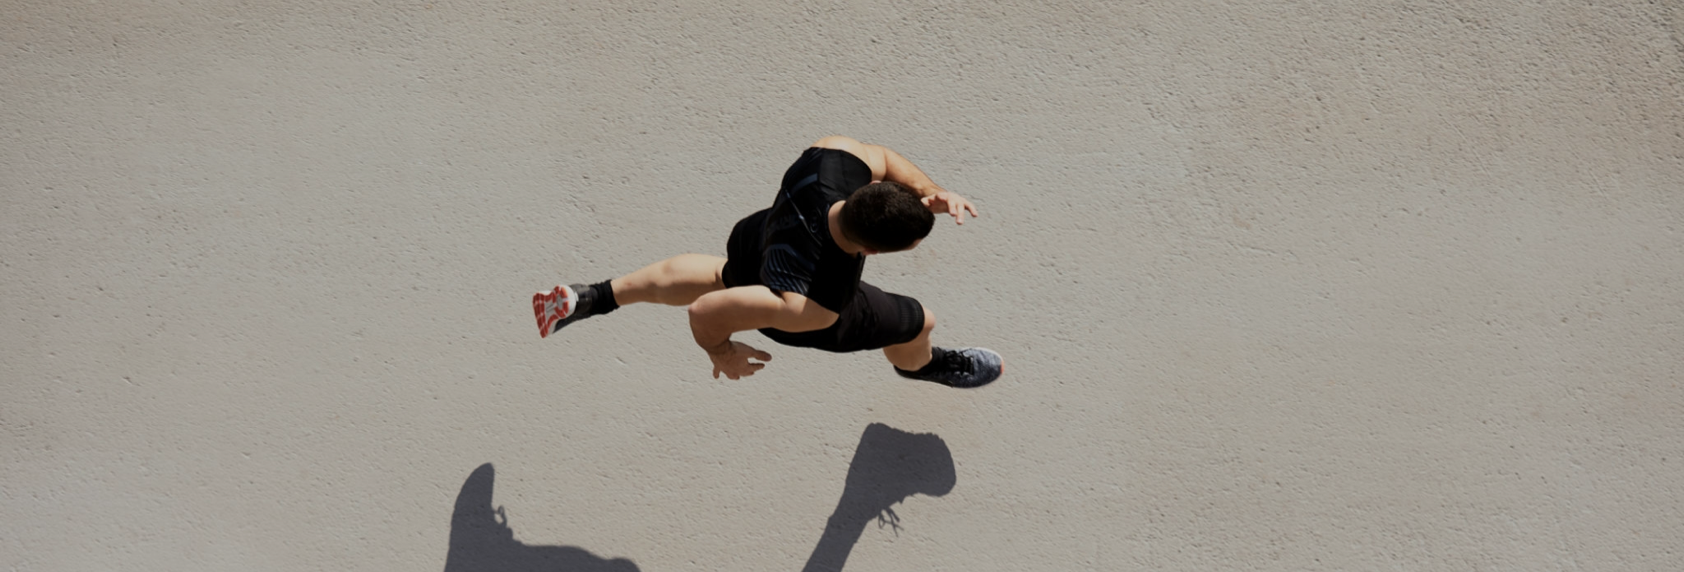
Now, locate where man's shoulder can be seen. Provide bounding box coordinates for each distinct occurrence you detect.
[809,136,886,176]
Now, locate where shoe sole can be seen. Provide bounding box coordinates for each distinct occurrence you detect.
[532,285,577,338]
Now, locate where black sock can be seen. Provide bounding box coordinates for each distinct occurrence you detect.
[895,347,949,376]
[589,280,619,315]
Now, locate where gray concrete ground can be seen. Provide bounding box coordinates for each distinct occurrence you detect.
[4,1,1682,570]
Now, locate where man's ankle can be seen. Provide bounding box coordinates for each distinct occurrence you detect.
[895,347,949,377]
[568,281,618,318]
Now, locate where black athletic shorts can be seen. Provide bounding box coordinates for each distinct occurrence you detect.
[721,209,927,353]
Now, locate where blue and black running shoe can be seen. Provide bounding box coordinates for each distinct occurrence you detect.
[896,346,1003,388]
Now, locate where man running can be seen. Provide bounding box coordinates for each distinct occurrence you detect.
[533,136,1002,388]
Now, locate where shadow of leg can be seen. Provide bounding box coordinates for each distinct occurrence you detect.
[802,423,956,572]
[443,463,641,572]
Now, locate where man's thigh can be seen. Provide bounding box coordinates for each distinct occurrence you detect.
[721,208,771,289]
[761,282,924,353]
[842,282,926,351]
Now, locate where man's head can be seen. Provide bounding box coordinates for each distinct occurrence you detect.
[838,182,934,254]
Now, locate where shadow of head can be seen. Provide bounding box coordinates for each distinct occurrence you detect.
[841,423,956,510]
[445,463,640,572]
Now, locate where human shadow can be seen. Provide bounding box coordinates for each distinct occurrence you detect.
[442,463,640,572]
[442,423,952,572]
[801,423,956,572]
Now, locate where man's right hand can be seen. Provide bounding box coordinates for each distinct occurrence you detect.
[920,188,980,225]
[706,341,772,380]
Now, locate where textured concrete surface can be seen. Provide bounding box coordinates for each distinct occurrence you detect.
[4,1,1683,570]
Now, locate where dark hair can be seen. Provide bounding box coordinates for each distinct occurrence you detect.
[837,182,934,252]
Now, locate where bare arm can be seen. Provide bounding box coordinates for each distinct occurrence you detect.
[810,135,980,224]
[687,286,838,379]
[878,146,942,197]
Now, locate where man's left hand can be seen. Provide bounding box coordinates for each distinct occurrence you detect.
[706,340,772,380]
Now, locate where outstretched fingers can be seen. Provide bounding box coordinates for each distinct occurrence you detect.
[952,196,979,223]
[923,192,980,225]
[722,362,765,380]
[711,344,773,380]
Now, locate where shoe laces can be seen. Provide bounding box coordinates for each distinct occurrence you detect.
[936,349,972,375]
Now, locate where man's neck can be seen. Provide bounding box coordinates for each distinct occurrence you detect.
[828,202,867,256]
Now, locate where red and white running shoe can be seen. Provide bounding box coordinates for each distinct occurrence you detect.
[532,285,578,338]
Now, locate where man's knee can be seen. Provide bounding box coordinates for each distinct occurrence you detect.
[918,307,936,338]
